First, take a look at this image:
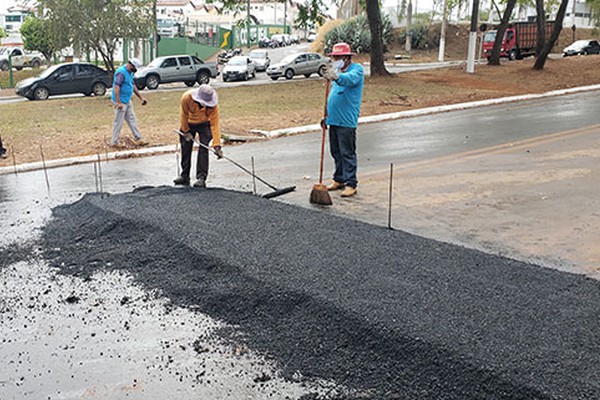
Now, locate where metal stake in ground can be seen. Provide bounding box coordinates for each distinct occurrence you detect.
[39,144,50,193]
[93,161,99,193]
[251,156,257,195]
[97,154,104,194]
[11,145,17,175]
[388,163,394,230]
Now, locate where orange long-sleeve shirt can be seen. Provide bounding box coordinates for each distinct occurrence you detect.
[180,89,221,147]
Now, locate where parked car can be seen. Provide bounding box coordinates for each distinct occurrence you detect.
[249,49,270,72]
[562,40,600,56]
[267,52,329,80]
[271,34,286,47]
[0,47,44,71]
[134,54,219,90]
[307,33,317,42]
[289,34,300,44]
[15,62,111,101]
[222,56,256,82]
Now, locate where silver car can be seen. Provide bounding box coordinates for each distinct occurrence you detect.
[249,49,270,72]
[266,52,329,80]
[222,56,256,82]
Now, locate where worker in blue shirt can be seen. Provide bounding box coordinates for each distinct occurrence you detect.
[111,58,148,147]
[322,42,364,198]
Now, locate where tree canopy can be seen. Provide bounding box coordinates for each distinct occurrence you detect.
[20,16,60,65]
[38,0,153,71]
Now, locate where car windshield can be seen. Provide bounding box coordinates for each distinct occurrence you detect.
[483,32,496,43]
[280,54,299,64]
[570,40,589,48]
[250,51,266,58]
[228,56,247,65]
[38,64,62,79]
[147,58,164,68]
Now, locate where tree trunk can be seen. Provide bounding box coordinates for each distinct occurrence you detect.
[535,0,546,56]
[405,0,412,52]
[366,0,390,76]
[438,0,448,62]
[533,0,568,70]
[488,0,517,65]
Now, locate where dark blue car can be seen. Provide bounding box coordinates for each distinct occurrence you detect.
[15,62,111,100]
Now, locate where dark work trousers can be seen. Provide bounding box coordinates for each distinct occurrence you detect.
[180,122,212,181]
[329,125,358,188]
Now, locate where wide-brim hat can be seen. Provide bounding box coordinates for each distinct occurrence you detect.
[192,84,218,107]
[328,42,356,56]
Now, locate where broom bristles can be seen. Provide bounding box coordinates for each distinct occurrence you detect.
[309,183,332,205]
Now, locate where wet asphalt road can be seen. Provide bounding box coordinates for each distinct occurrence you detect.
[38,187,600,399]
[2,91,600,399]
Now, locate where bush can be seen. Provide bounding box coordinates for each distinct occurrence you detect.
[398,24,436,50]
[322,14,393,54]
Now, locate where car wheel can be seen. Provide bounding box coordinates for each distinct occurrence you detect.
[34,86,50,100]
[0,61,8,71]
[583,50,588,56]
[196,71,210,85]
[145,75,160,90]
[270,77,278,81]
[223,76,228,82]
[318,65,326,77]
[31,60,41,68]
[92,82,107,96]
[304,73,311,78]
[15,66,23,71]
[508,49,518,61]
[284,69,294,80]
[184,81,195,87]
[243,72,248,81]
[252,70,256,78]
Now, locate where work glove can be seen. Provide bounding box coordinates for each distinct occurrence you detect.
[182,131,193,141]
[214,145,223,159]
[322,64,339,81]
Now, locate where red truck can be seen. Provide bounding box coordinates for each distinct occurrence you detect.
[482,21,554,61]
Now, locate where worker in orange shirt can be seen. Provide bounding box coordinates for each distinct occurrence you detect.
[174,84,223,188]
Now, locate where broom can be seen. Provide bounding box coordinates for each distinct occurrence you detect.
[309,80,333,206]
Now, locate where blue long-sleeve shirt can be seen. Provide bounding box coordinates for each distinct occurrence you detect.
[326,63,364,128]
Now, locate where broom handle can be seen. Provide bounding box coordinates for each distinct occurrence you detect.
[319,80,331,185]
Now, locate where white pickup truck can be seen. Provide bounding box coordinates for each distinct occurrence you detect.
[0,47,44,71]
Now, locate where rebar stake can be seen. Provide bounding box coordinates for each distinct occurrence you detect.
[176,143,180,176]
[11,145,17,175]
[388,163,394,230]
[251,156,257,195]
[97,154,104,194]
[93,161,99,193]
[39,144,50,193]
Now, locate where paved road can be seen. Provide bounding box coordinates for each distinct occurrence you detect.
[2,90,600,399]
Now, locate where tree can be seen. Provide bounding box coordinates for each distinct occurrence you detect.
[295,0,327,38]
[533,0,569,69]
[365,0,389,76]
[0,27,6,39]
[535,0,546,55]
[488,0,517,65]
[38,0,153,72]
[20,16,61,65]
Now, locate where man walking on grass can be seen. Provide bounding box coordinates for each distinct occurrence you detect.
[322,42,364,198]
[111,58,148,147]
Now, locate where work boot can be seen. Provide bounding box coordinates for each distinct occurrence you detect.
[340,186,357,198]
[173,176,190,186]
[327,180,345,191]
[134,138,149,146]
[193,179,206,188]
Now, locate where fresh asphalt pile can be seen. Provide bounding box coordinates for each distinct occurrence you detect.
[40,186,600,399]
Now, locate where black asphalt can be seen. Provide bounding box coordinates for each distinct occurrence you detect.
[40,186,600,399]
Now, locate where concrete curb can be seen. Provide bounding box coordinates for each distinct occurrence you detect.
[265,84,600,138]
[2,83,600,175]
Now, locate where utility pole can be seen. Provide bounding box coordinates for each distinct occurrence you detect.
[571,0,577,42]
[405,0,412,52]
[153,0,158,59]
[438,0,448,62]
[466,0,480,73]
[246,0,251,46]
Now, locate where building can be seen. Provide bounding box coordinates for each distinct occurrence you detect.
[1,1,35,34]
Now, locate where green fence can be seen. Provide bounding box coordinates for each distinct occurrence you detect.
[157,37,220,60]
